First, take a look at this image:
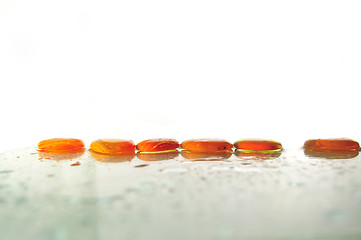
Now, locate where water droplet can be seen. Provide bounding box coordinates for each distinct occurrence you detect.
[134,164,149,168]
[70,161,81,166]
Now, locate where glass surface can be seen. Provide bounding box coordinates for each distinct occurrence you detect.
[1,148,361,240]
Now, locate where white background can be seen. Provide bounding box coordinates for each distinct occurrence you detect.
[0,0,360,153]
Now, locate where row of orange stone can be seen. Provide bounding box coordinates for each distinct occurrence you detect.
[37,138,360,154]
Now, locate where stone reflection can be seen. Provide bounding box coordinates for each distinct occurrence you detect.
[234,149,282,160]
[304,149,359,159]
[181,150,232,161]
[90,150,135,163]
[38,148,85,160]
[137,150,179,161]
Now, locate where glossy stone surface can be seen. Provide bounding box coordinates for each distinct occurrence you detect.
[304,139,360,152]
[90,139,135,154]
[181,139,233,152]
[234,140,282,152]
[136,138,179,152]
[304,149,359,159]
[38,138,85,152]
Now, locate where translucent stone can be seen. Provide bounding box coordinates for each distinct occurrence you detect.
[304,149,359,159]
[90,139,135,154]
[180,139,233,152]
[38,138,85,152]
[136,138,179,152]
[304,139,360,152]
[234,140,282,152]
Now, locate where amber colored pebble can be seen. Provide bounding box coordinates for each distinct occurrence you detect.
[304,139,360,152]
[181,139,233,152]
[38,138,85,152]
[234,140,282,152]
[181,150,232,161]
[304,149,359,159]
[90,139,135,154]
[137,150,179,161]
[136,138,179,152]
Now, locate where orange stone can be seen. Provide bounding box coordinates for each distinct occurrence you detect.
[90,139,135,154]
[234,140,282,152]
[136,138,179,152]
[180,139,233,152]
[304,149,359,159]
[304,139,360,152]
[38,138,85,152]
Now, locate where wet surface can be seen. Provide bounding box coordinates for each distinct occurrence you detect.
[0,148,361,240]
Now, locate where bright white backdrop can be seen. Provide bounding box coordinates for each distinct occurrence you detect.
[1,0,360,153]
